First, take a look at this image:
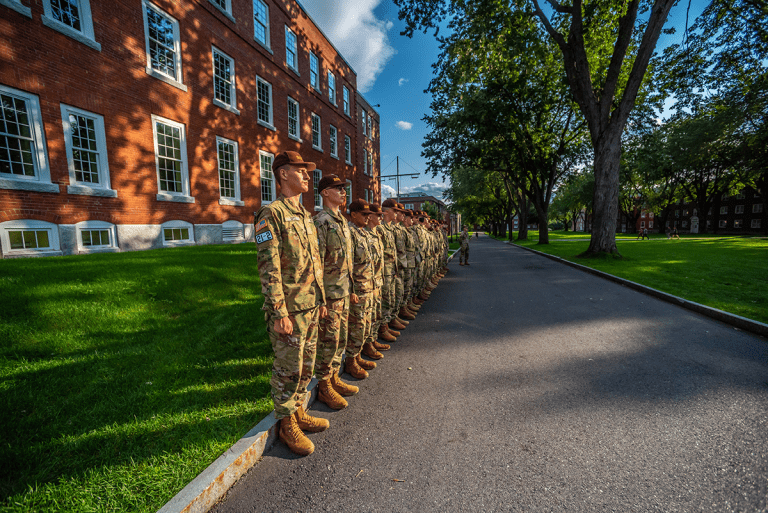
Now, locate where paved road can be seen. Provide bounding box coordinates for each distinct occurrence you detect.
[213,234,768,512]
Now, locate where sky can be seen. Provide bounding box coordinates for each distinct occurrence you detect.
[299,0,711,202]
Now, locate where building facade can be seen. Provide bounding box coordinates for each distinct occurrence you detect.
[0,0,380,258]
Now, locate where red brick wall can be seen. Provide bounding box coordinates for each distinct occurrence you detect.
[0,0,371,226]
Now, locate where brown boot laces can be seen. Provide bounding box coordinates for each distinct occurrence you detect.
[284,417,304,442]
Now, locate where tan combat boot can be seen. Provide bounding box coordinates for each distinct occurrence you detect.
[399,307,416,320]
[390,318,406,330]
[295,404,329,432]
[356,353,377,370]
[388,326,401,337]
[418,291,430,301]
[317,378,348,410]
[412,297,425,305]
[373,340,390,351]
[345,355,369,379]
[331,370,359,396]
[362,342,383,360]
[379,325,396,342]
[279,414,314,456]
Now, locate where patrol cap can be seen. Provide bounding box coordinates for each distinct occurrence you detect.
[396,203,406,211]
[381,198,401,211]
[369,203,384,215]
[405,209,415,217]
[349,199,372,213]
[272,150,316,172]
[317,174,345,193]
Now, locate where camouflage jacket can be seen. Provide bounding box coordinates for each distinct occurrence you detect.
[349,222,374,294]
[459,231,470,248]
[390,223,408,270]
[402,225,417,268]
[409,225,423,264]
[254,195,325,318]
[314,206,353,300]
[367,227,384,288]
[375,223,397,276]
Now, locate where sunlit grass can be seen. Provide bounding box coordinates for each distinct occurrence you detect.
[0,244,272,512]
[508,234,768,324]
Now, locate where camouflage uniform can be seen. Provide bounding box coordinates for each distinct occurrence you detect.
[365,226,384,346]
[376,223,397,327]
[314,207,353,380]
[459,230,470,264]
[346,223,374,358]
[392,223,408,315]
[255,195,325,419]
[403,225,417,299]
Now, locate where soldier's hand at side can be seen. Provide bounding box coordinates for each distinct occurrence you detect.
[274,317,293,335]
[319,306,328,319]
[350,293,359,304]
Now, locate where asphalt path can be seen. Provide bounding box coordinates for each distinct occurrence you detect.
[212,234,768,512]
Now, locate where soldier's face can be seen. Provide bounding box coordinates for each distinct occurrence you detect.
[281,165,310,193]
[368,215,381,228]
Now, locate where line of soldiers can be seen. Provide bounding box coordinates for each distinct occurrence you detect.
[254,151,450,456]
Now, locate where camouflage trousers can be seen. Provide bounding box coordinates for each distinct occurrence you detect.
[266,306,320,420]
[380,274,396,326]
[366,287,382,345]
[460,245,469,263]
[345,291,372,358]
[315,296,349,380]
[402,267,414,303]
[393,272,404,317]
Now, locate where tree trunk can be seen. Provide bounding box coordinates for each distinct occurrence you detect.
[585,134,621,255]
[507,213,516,240]
[535,203,549,244]
[517,206,529,241]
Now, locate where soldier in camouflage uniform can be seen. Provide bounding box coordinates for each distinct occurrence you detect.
[313,175,360,411]
[365,204,393,353]
[376,200,399,342]
[344,200,377,379]
[399,210,418,321]
[254,151,329,457]
[382,200,408,334]
[459,225,470,265]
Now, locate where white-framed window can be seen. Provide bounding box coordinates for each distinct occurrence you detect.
[751,219,761,229]
[405,203,413,210]
[367,113,373,139]
[640,221,645,228]
[313,169,322,210]
[343,86,350,115]
[734,219,743,228]
[720,206,728,215]
[285,26,298,72]
[367,151,373,176]
[364,189,370,203]
[735,205,744,214]
[209,0,232,18]
[649,212,654,218]
[345,179,352,207]
[76,220,118,253]
[255,75,274,130]
[649,221,653,229]
[328,71,336,105]
[222,219,245,242]
[719,220,727,228]
[309,52,319,90]
[41,0,100,51]
[212,47,239,115]
[162,220,194,246]
[344,135,351,164]
[142,0,186,91]
[253,0,270,48]
[260,150,275,203]
[216,136,242,206]
[329,125,337,158]
[151,115,192,203]
[287,97,300,141]
[753,203,764,213]
[311,113,321,150]
[1,0,32,17]
[682,220,688,228]
[363,149,368,175]
[0,219,61,256]
[362,110,367,136]
[641,212,647,218]
[0,85,56,193]
[60,104,116,197]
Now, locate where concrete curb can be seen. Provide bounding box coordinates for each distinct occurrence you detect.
[157,379,320,513]
[505,241,768,339]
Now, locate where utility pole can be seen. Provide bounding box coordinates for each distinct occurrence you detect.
[380,156,419,202]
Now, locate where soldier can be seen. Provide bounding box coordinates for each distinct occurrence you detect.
[400,210,419,320]
[313,174,359,411]
[375,201,399,342]
[459,224,470,265]
[382,199,408,335]
[344,200,377,379]
[362,204,389,359]
[254,150,328,457]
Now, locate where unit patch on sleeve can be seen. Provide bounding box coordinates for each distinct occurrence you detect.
[256,230,274,244]
[255,219,267,232]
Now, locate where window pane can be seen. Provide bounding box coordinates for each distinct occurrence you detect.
[164,228,172,240]
[213,51,233,106]
[156,122,184,193]
[257,80,271,123]
[50,0,82,31]
[0,94,36,178]
[147,5,177,79]
[218,140,236,199]
[82,230,92,246]
[253,0,268,45]
[9,231,23,249]
[180,228,189,239]
[23,230,37,248]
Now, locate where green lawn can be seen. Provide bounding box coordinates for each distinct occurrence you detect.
[505,231,768,324]
[0,245,272,512]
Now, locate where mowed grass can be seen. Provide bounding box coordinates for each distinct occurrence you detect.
[0,244,272,512]
[507,231,768,324]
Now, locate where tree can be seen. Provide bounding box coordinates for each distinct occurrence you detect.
[395,0,678,255]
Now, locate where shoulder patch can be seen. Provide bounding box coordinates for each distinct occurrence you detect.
[255,219,267,232]
[256,230,274,244]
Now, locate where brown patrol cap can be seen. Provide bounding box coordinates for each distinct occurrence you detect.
[369,203,384,215]
[272,150,316,172]
[317,174,345,193]
[349,199,372,213]
[396,203,406,211]
[381,198,403,212]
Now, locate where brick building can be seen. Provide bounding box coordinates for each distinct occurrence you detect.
[0,0,380,258]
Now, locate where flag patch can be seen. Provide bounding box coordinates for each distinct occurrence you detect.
[255,219,267,231]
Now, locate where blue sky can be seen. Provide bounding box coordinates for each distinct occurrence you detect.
[300,0,711,201]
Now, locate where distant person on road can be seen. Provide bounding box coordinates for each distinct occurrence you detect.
[459,225,470,266]
[254,151,329,457]
[475,231,478,238]
[665,227,671,239]
[672,227,680,239]
[643,228,648,240]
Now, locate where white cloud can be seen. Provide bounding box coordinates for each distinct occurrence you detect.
[299,0,397,93]
[381,182,449,200]
[396,121,413,130]
[381,183,397,199]
[398,78,409,86]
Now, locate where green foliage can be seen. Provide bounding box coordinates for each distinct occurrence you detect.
[0,245,272,512]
